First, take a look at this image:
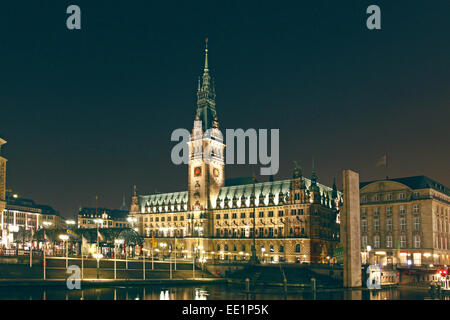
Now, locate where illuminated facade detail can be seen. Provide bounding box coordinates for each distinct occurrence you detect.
[129,42,342,263]
[360,176,450,266]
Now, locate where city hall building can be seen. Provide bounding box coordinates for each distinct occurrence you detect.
[130,43,342,263]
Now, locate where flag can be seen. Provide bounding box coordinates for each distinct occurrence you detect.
[44,232,50,243]
[376,154,387,168]
[67,229,79,239]
[152,236,157,248]
[97,230,104,241]
[81,235,88,255]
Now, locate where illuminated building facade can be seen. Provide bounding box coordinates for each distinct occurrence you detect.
[360,176,450,267]
[77,207,131,229]
[130,43,342,263]
[1,191,62,248]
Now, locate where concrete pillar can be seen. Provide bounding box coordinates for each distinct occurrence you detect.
[341,169,362,287]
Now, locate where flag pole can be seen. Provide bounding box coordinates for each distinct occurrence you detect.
[43,240,46,280]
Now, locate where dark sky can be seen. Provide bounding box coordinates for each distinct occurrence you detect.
[1,0,449,218]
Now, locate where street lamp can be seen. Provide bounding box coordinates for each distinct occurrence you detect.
[127,216,138,232]
[261,247,266,264]
[160,242,167,261]
[59,234,69,268]
[93,253,103,279]
[367,245,372,265]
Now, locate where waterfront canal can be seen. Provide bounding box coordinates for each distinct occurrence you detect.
[0,284,447,300]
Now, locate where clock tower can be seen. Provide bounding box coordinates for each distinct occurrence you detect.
[187,39,225,215]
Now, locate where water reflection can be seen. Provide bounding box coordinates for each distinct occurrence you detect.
[0,284,444,300]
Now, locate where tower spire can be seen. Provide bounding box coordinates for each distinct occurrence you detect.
[204,37,209,72]
[196,37,217,131]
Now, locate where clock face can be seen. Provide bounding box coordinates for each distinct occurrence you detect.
[194,167,202,177]
[213,168,219,178]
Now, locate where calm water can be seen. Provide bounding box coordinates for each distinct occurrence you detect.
[0,284,446,300]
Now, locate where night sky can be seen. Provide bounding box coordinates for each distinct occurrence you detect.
[1,0,449,218]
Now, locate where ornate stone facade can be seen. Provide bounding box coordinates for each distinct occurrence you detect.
[130,42,342,263]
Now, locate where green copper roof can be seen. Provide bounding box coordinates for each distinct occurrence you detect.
[137,177,343,213]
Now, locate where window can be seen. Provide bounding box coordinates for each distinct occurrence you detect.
[413,204,420,213]
[374,235,380,248]
[400,218,406,231]
[279,245,284,253]
[291,209,296,216]
[374,219,379,231]
[362,235,368,248]
[270,245,274,252]
[414,218,420,231]
[362,196,367,203]
[400,206,405,214]
[374,195,379,201]
[361,220,367,232]
[298,209,304,215]
[224,244,228,251]
[268,211,274,217]
[224,214,229,219]
[259,212,264,218]
[374,207,379,215]
[400,235,406,248]
[361,208,367,216]
[217,244,221,251]
[413,192,419,198]
[295,244,301,253]
[399,193,405,200]
[386,235,393,248]
[387,218,393,231]
[232,213,237,219]
[386,194,392,201]
[414,235,421,248]
[240,212,246,218]
[242,244,246,251]
[386,206,392,215]
[278,210,284,217]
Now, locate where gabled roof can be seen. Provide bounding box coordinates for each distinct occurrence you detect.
[360,175,450,196]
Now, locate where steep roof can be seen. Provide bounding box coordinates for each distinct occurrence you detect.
[360,175,450,196]
[137,176,343,210]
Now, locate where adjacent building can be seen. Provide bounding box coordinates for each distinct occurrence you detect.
[77,206,131,229]
[360,176,450,267]
[129,42,342,263]
[1,191,62,248]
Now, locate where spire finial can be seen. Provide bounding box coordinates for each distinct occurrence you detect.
[204,37,209,71]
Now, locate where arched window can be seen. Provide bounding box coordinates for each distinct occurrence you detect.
[279,245,284,253]
[217,244,221,251]
[295,244,301,253]
[224,244,229,251]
